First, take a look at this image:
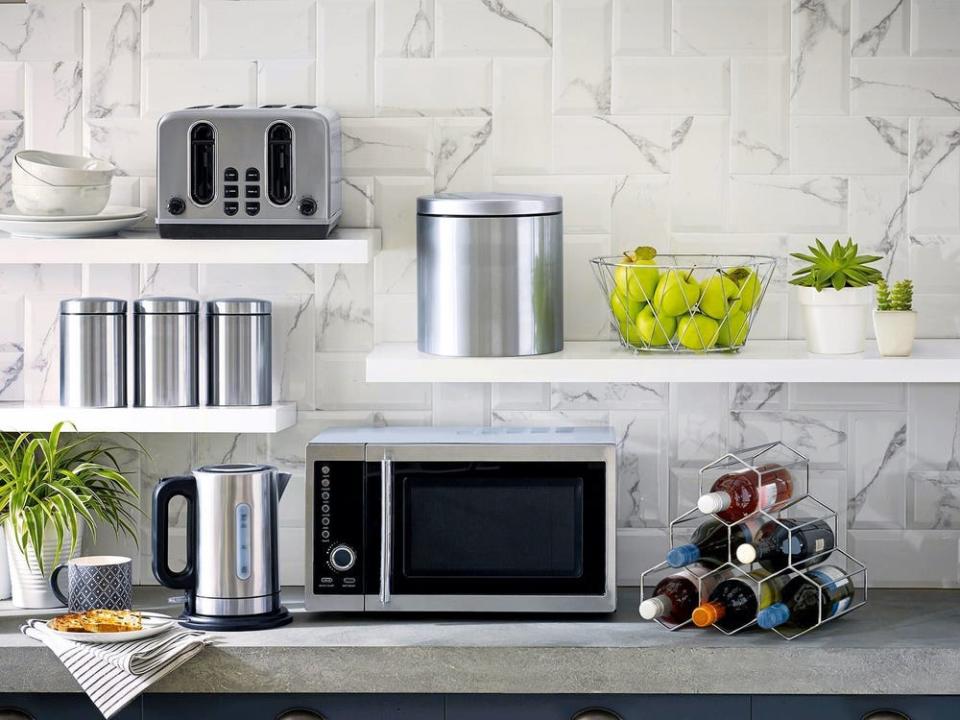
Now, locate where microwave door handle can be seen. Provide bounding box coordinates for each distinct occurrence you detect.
[380,455,393,607]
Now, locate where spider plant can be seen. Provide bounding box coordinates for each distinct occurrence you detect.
[0,422,140,574]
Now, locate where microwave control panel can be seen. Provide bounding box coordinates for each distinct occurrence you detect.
[312,461,363,595]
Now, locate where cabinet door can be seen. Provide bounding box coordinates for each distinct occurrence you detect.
[0,694,140,720]
[752,695,960,720]
[445,694,751,720]
[141,693,442,720]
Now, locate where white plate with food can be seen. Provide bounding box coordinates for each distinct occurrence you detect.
[46,610,176,643]
[0,206,147,238]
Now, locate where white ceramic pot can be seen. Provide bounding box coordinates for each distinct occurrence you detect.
[874,310,917,357]
[4,521,81,609]
[797,285,873,354]
[0,529,11,600]
[12,182,111,217]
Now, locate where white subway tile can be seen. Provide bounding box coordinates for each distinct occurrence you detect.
[258,60,316,106]
[200,0,316,59]
[24,61,83,154]
[341,176,375,227]
[316,264,374,352]
[673,0,788,55]
[138,264,198,297]
[908,118,960,234]
[437,0,551,56]
[0,0,82,62]
[848,176,909,279]
[730,383,787,411]
[848,413,908,529]
[341,119,433,176]
[792,116,908,174]
[373,247,417,295]
[728,410,849,469]
[491,384,551,411]
[0,63,24,119]
[491,409,609,427]
[434,117,493,193]
[373,176,433,251]
[373,293,418,342]
[909,471,960,529]
[376,58,491,116]
[611,175,670,254]
[143,0,199,59]
[791,0,850,114]
[612,57,730,115]
[318,0,374,116]
[200,265,315,295]
[83,0,140,119]
[616,528,669,584]
[377,0,435,58]
[554,0,612,114]
[851,58,960,114]
[731,58,789,174]
[85,117,157,177]
[492,58,551,174]
[552,383,668,410]
[493,175,613,234]
[729,175,848,232]
[432,383,490,426]
[911,0,960,56]
[912,294,960,337]
[562,234,613,341]
[612,410,668,527]
[23,295,61,405]
[910,235,960,293]
[316,352,430,409]
[143,59,257,117]
[848,529,959,587]
[670,383,729,464]
[0,121,21,211]
[613,0,670,56]
[553,115,671,174]
[790,383,906,411]
[273,301,317,409]
[851,0,909,56]
[908,384,960,470]
[670,116,727,232]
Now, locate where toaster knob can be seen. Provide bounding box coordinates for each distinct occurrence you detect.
[167,197,186,216]
[329,544,356,572]
[298,196,317,216]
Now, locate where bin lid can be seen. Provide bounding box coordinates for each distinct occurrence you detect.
[59,297,127,315]
[417,192,562,217]
[207,298,272,315]
[134,297,199,314]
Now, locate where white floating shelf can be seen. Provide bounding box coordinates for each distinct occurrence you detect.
[366,340,960,384]
[0,402,298,433]
[0,228,380,264]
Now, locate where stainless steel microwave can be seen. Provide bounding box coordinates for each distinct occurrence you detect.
[305,426,617,614]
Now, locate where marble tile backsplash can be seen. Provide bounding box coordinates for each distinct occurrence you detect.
[1,0,960,588]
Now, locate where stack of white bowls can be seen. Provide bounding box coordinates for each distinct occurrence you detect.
[12,151,115,216]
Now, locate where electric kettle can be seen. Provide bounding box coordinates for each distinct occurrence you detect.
[152,463,292,630]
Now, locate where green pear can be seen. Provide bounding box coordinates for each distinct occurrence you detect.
[728,267,761,311]
[635,305,677,347]
[610,289,643,327]
[699,273,741,320]
[677,314,720,351]
[653,270,701,317]
[717,310,750,347]
[613,246,660,303]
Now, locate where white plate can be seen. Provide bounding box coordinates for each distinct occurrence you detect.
[0,212,147,239]
[46,612,176,644]
[0,205,147,222]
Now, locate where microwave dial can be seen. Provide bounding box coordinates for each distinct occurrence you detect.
[329,544,356,572]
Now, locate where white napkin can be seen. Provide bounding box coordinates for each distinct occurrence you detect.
[21,618,212,719]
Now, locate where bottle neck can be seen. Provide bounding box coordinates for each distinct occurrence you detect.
[698,490,732,515]
[639,594,672,620]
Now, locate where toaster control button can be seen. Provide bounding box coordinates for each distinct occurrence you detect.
[245,167,260,182]
[245,202,260,216]
[224,185,239,199]
[224,167,238,182]
[167,197,186,216]
[299,197,317,216]
[245,185,260,198]
[224,201,239,216]
[330,545,356,572]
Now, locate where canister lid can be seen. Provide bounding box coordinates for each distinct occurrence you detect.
[134,296,199,315]
[206,298,272,315]
[59,297,127,315]
[416,192,562,217]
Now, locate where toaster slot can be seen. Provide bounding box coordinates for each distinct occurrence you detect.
[266,122,293,206]
[189,122,216,206]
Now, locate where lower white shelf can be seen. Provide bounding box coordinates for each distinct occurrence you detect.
[366,340,960,384]
[0,402,298,433]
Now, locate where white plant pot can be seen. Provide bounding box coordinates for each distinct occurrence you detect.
[0,530,10,600]
[4,521,81,609]
[797,285,873,355]
[874,310,917,357]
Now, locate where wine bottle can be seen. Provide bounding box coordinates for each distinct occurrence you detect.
[757,565,855,631]
[735,518,835,571]
[697,463,794,522]
[666,516,764,568]
[691,570,787,633]
[639,564,730,624]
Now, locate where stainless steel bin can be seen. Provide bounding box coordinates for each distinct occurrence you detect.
[207,298,272,407]
[59,297,127,408]
[134,297,199,407]
[417,192,563,357]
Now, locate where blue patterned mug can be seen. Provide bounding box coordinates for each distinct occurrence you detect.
[50,555,133,612]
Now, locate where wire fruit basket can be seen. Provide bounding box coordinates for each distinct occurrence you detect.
[590,249,778,353]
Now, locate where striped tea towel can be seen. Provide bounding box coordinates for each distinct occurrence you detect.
[21,618,213,719]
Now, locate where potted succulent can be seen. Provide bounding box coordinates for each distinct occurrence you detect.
[790,239,883,354]
[0,423,139,608]
[874,279,916,357]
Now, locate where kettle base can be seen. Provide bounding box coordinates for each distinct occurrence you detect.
[178,606,292,632]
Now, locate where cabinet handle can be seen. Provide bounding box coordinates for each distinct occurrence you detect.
[571,709,623,720]
[275,711,325,720]
[0,710,34,720]
[862,712,910,720]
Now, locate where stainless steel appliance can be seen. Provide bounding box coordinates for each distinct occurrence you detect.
[59,297,127,408]
[207,298,272,407]
[305,426,616,614]
[152,463,292,630]
[134,297,199,407]
[417,192,563,357]
[156,105,341,239]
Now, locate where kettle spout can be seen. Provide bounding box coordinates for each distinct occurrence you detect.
[277,472,292,499]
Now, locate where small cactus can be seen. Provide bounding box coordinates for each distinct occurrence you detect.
[876,278,913,312]
[876,279,892,311]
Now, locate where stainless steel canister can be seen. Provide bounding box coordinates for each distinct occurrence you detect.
[207,299,272,406]
[59,298,127,408]
[417,192,564,357]
[134,297,199,407]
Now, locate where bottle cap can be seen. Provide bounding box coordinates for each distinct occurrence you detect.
[735,543,758,564]
[666,544,700,568]
[691,601,725,628]
[698,491,732,515]
[757,602,791,630]
[639,594,672,621]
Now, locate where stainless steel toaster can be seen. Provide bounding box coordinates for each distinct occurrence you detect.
[156,105,341,239]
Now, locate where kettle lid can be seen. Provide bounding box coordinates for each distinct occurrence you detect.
[195,463,275,475]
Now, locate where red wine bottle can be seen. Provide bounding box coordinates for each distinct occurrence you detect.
[697,463,793,522]
[639,564,730,624]
[735,518,835,571]
[757,565,855,631]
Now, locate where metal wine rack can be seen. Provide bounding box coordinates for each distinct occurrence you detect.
[641,441,867,639]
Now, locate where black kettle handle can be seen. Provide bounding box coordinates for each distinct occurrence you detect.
[152,475,197,590]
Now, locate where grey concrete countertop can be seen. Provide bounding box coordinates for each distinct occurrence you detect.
[0,587,957,695]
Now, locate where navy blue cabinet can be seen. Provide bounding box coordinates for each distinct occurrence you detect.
[445,694,751,719]
[753,695,960,719]
[0,694,140,719]
[141,693,443,720]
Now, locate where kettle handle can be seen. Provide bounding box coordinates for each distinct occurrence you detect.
[152,475,197,590]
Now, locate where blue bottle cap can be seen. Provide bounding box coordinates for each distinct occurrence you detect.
[757,602,791,629]
[666,543,701,568]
